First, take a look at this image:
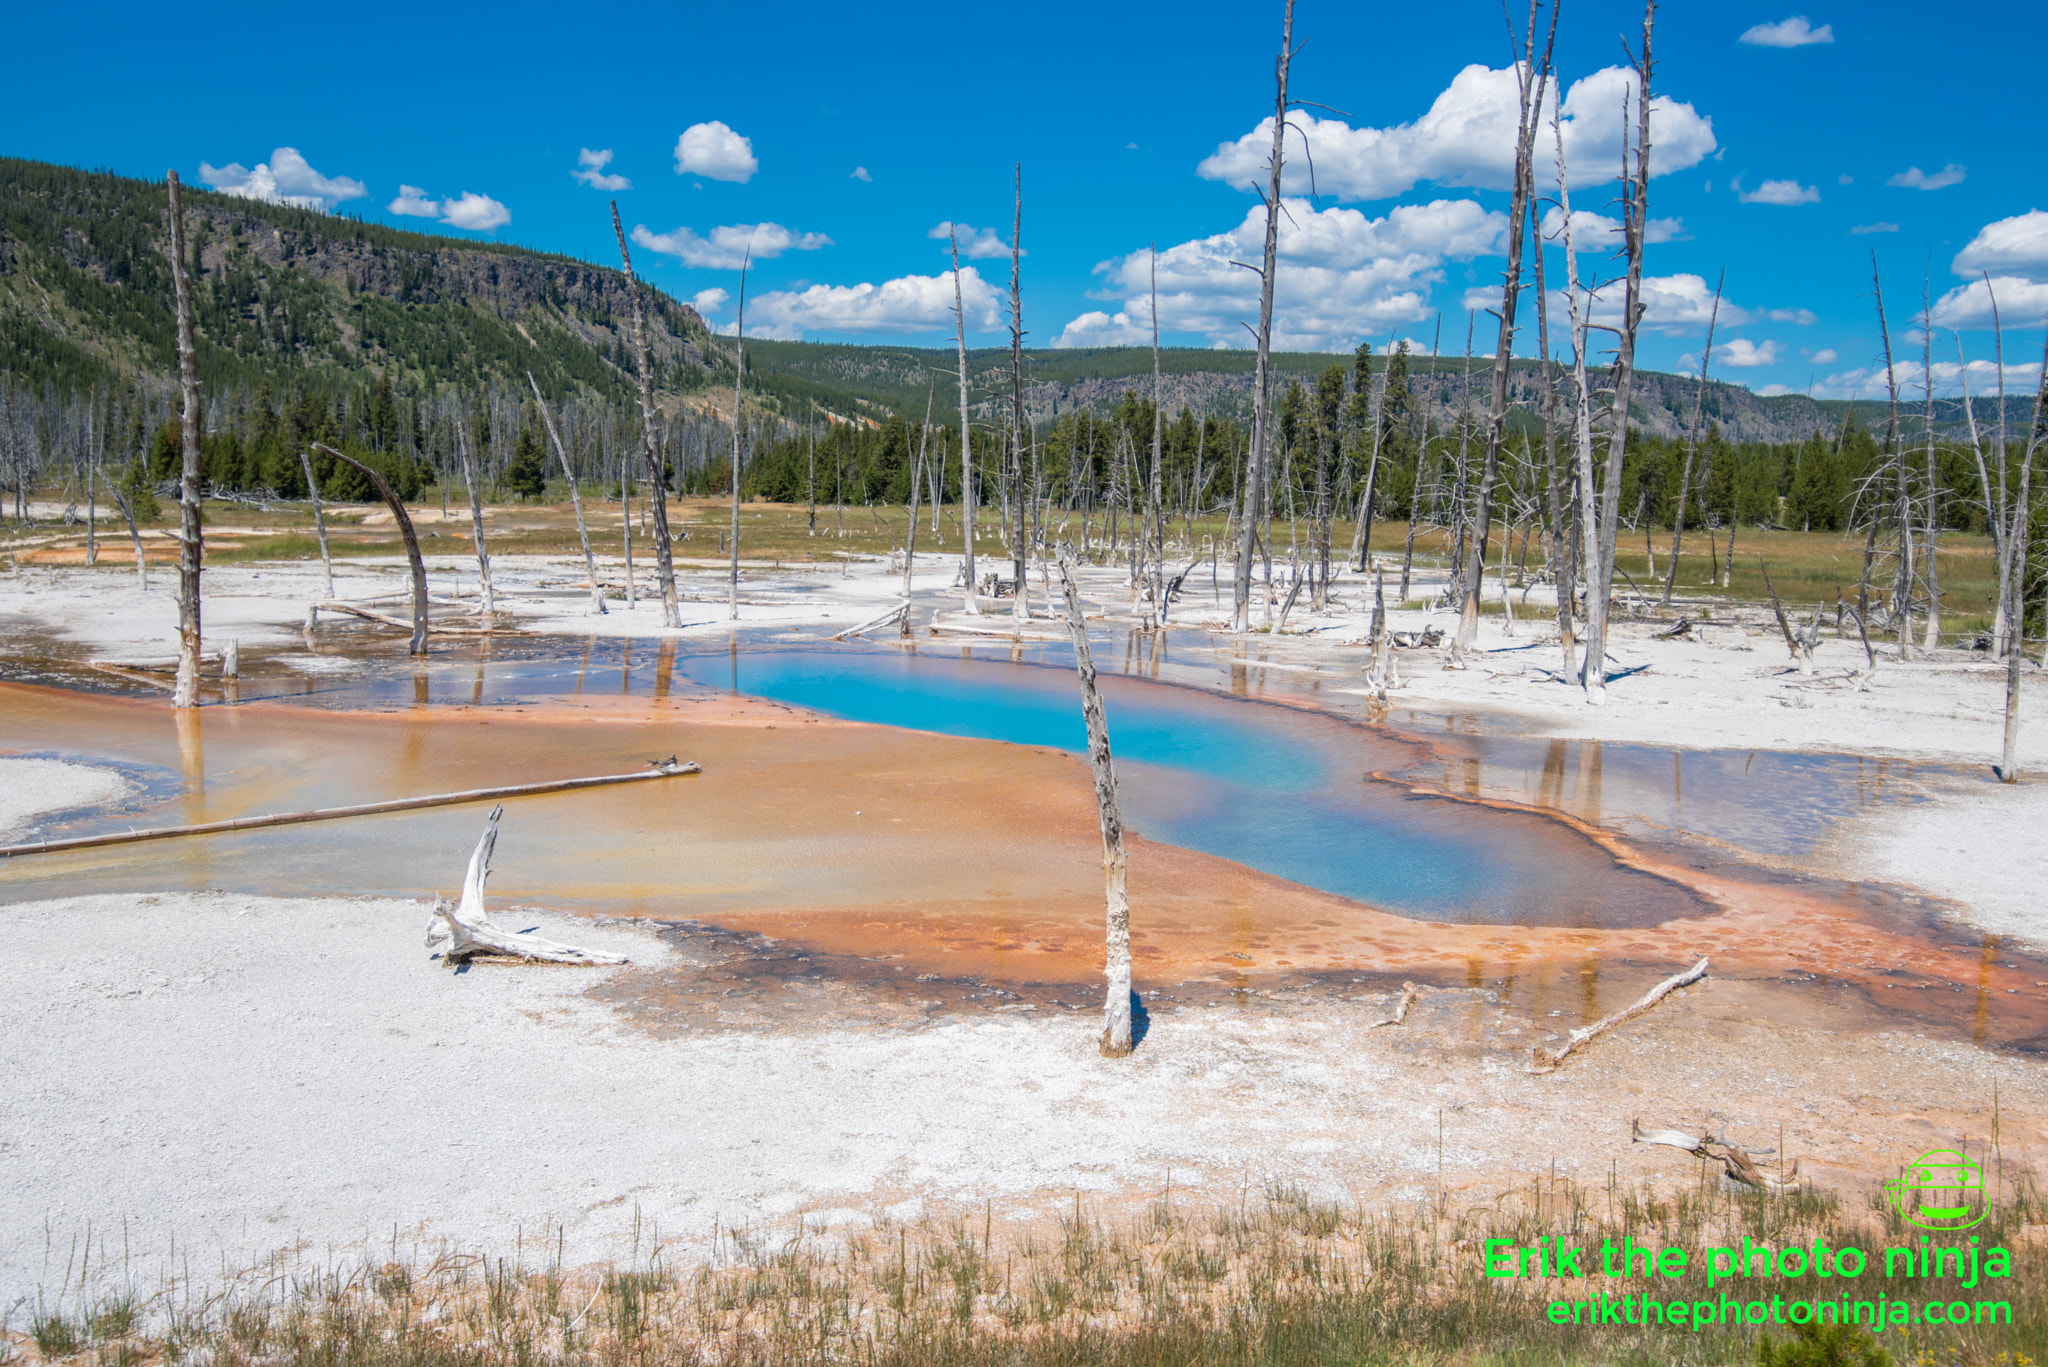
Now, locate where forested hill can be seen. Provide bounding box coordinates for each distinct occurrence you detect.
[0,157,723,404]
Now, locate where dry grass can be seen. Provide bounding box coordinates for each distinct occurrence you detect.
[13,1173,2041,1367]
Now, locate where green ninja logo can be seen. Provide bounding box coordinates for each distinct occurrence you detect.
[1884,1149,1987,1232]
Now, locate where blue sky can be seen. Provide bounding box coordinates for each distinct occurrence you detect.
[8,0,2045,395]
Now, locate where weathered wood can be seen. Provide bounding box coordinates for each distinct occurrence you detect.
[453,412,495,615]
[1632,1118,1800,1193]
[1759,561,1813,673]
[830,600,910,642]
[297,448,337,597]
[311,444,429,654]
[949,226,981,614]
[166,171,205,709]
[1366,981,1419,1028]
[1058,553,1134,1057]
[610,200,682,628]
[729,251,751,621]
[527,372,606,615]
[1530,957,1706,1073]
[427,805,628,966]
[0,762,699,859]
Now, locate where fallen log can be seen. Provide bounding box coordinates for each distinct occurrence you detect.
[1365,981,1420,1028]
[315,600,503,635]
[1632,1118,1800,1193]
[830,598,910,641]
[0,762,701,859]
[426,805,626,966]
[1529,958,1708,1073]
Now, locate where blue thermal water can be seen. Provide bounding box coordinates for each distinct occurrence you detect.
[672,648,1663,921]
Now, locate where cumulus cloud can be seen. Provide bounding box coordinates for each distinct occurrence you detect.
[928,221,1019,260]
[1062,198,1505,351]
[691,287,729,316]
[1768,307,1819,325]
[1197,64,1715,202]
[674,121,758,183]
[1811,348,1838,363]
[438,192,511,231]
[1538,206,1687,251]
[1927,276,2048,329]
[630,221,832,270]
[572,148,630,191]
[850,166,873,182]
[1739,178,1820,205]
[1716,338,1782,367]
[1951,210,2048,279]
[1738,16,1833,46]
[1057,312,1157,348]
[386,185,509,230]
[1510,273,1803,337]
[1852,222,1900,235]
[1887,163,1965,191]
[199,147,366,210]
[741,268,1001,341]
[1811,356,2043,400]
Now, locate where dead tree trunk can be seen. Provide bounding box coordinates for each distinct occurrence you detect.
[1873,256,1913,657]
[1920,291,1942,650]
[1007,169,1031,622]
[1057,551,1133,1057]
[1233,0,1295,632]
[1454,0,1556,648]
[314,443,429,655]
[610,201,681,628]
[427,806,629,966]
[2001,338,2047,780]
[527,372,606,615]
[729,251,751,621]
[1533,207,1574,671]
[298,448,336,598]
[1148,245,1167,617]
[166,171,205,709]
[454,407,494,615]
[951,226,981,614]
[905,384,934,599]
[1662,271,1723,605]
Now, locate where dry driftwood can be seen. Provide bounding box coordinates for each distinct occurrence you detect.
[1366,981,1419,1028]
[1529,957,1707,1073]
[0,762,699,859]
[1059,551,1134,1057]
[830,599,910,641]
[1632,1118,1801,1193]
[427,805,627,966]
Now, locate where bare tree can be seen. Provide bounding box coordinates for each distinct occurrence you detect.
[729,249,751,621]
[165,171,205,708]
[610,201,681,628]
[1919,278,1942,649]
[1999,330,2048,780]
[950,226,981,613]
[528,372,606,615]
[1661,271,1723,604]
[313,443,429,655]
[298,448,336,598]
[1007,169,1030,622]
[453,404,495,615]
[1455,0,1558,648]
[905,384,934,599]
[1148,246,1166,617]
[1057,551,1133,1057]
[1232,0,1297,632]
[1871,255,1914,658]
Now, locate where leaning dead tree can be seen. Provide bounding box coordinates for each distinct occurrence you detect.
[1057,551,1134,1057]
[1007,167,1031,622]
[453,405,495,615]
[728,248,751,621]
[1148,247,1167,621]
[1232,0,1296,632]
[165,170,205,709]
[610,200,682,628]
[950,225,981,614]
[312,442,429,655]
[527,372,605,615]
[1661,271,1723,605]
[427,805,628,966]
[1998,328,2048,780]
[1454,0,1557,649]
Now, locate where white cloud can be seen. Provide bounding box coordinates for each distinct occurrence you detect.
[1066,198,1505,351]
[1196,64,1715,202]
[1515,273,1802,337]
[1887,163,1965,191]
[1927,276,2048,329]
[1810,348,1838,363]
[1755,384,1798,396]
[1739,178,1820,205]
[438,191,511,231]
[1716,338,1782,367]
[674,121,757,183]
[691,287,729,316]
[630,221,833,270]
[571,148,630,192]
[742,268,1001,341]
[1738,16,1834,46]
[1951,210,2048,280]
[1852,222,1900,235]
[1768,307,1818,325]
[928,221,1018,260]
[850,166,872,182]
[199,147,367,210]
[1539,206,1687,251]
[1838,174,1853,185]
[387,184,508,231]
[387,185,440,218]
[1812,357,2043,400]
[1056,311,1157,348]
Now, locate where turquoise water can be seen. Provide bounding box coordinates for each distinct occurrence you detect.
[673,648,1702,927]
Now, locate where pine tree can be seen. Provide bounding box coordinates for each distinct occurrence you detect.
[504,422,548,499]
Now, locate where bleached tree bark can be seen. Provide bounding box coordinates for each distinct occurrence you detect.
[454,405,494,615]
[1533,207,1575,671]
[1232,0,1296,633]
[729,249,751,621]
[951,226,981,613]
[1057,551,1133,1057]
[1661,271,1722,605]
[1920,285,1942,649]
[904,384,934,599]
[1007,169,1031,622]
[428,806,629,966]
[610,200,681,628]
[1552,109,1604,697]
[166,171,205,710]
[527,372,606,615]
[313,442,429,655]
[1148,246,1166,616]
[2000,336,2047,781]
[298,448,336,598]
[1872,256,1913,657]
[85,391,98,567]
[1454,0,1557,648]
